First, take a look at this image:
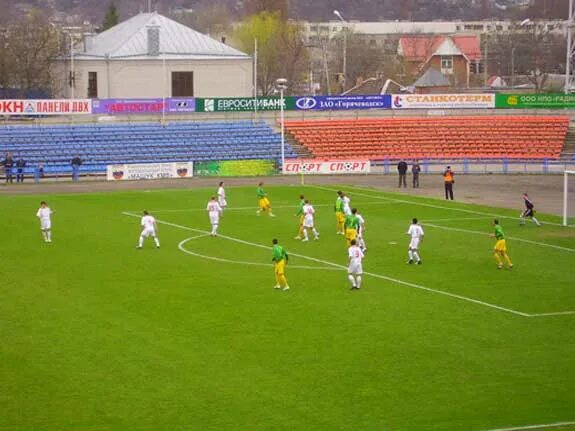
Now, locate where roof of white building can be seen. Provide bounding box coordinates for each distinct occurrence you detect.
[74,12,249,60]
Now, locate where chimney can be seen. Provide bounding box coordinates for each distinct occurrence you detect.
[147,23,160,56]
[83,33,94,53]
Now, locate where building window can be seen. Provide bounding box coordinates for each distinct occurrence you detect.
[441,56,453,74]
[172,72,194,97]
[88,72,98,98]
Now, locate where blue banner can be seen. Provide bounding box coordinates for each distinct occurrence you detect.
[292,95,391,111]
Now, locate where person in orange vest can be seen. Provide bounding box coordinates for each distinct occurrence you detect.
[443,166,455,200]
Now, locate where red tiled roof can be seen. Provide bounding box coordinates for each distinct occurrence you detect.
[399,35,481,62]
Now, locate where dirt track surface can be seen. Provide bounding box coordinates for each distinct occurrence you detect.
[0,174,568,217]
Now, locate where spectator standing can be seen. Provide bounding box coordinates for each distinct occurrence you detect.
[2,152,14,184]
[443,166,455,200]
[16,155,26,183]
[71,155,83,182]
[412,161,421,188]
[35,162,45,183]
[397,160,408,188]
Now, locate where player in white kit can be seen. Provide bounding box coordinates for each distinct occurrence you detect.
[301,200,319,242]
[207,196,223,236]
[36,201,54,243]
[138,210,160,249]
[217,182,227,211]
[356,211,367,252]
[348,239,365,290]
[407,218,424,264]
[342,193,352,216]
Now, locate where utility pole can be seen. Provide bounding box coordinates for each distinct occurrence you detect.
[566,0,575,93]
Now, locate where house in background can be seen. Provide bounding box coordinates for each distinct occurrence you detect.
[412,68,451,93]
[398,35,482,89]
[53,12,252,99]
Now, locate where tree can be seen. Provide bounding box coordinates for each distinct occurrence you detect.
[170,4,232,37]
[488,25,566,91]
[5,11,60,97]
[243,0,289,20]
[233,11,308,95]
[329,31,385,94]
[100,1,119,33]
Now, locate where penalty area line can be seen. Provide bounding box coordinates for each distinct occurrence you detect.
[480,420,575,431]
[308,184,571,228]
[122,211,530,318]
[424,223,575,253]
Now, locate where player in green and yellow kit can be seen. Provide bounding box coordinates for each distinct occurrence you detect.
[272,238,290,291]
[344,208,361,247]
[295,194,305,239]
[256,182,274,216]
[335,191,345,235]
[492,219,513,269]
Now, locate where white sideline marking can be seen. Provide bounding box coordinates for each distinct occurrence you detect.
[309,185,572,228]
[178,236,340,271]
[124,201,389,214]
[122,211,530,317]
[481,421,575,431]
[424,223,575,253]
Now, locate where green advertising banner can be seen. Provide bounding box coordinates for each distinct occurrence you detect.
[495,93,575,109]
[196,97,292,112]
[194,159,278,176]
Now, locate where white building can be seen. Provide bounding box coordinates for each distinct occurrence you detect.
[54,12,253,99]
[302,19,567,44]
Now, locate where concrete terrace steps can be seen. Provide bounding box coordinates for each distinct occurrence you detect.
[561,125,575,160]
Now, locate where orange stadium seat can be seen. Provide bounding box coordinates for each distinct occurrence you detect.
[283,116,569,160]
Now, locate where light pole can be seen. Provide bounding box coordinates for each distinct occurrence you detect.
[63,32,76,99]
[333,10,347,92]
[511,19,531,89]
[275,78,288,173]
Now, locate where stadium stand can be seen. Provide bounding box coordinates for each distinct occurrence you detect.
[0,121,295,176]
[284,116,570,160]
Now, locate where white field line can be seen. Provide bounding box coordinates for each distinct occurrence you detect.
[309,184,572,228]
[122,211,530,318]
[422,216,494,223]
[481,421,575,431]
[178,236,340,271]
[124,201,390,214]
[424,223,575,253]
[528,311,575,317]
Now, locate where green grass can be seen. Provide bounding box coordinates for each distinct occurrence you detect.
[1,184,575,431]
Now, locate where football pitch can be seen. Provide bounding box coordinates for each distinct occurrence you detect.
[2,183,575,431]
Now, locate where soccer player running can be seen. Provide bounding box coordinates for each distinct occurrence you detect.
[294,194,305,239]
[407,218,424,265]
[356,210,367,252]
[342,192,352,216]
[137,210,160,249]
[217,182,227,212]
[272,239,290,291]
[519,193,541,226]
[492,219,513,269]
[348,239,365,290]
[344,208,361,247]
[335,191,345,235]
[256,182,275,217]
[207,196,223,237]
[36,201,54,243]
[301,199,320,242]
